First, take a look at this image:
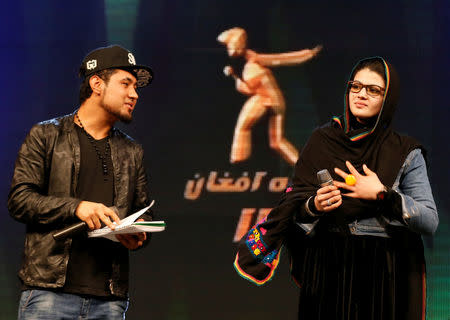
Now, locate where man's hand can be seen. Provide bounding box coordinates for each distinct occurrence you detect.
[115,219,147,250]
[334,161,385,200]
[75,201,121,230]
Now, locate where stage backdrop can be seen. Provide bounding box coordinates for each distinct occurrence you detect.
[1,1,449,319]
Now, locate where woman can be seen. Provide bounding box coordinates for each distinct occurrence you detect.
[234,57,438,319]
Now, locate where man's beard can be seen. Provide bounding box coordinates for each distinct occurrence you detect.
[100,99,133,124]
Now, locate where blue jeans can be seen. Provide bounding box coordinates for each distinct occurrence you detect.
[18,290,129,320]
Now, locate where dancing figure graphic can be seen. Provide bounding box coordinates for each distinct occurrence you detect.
[218,27,321,165]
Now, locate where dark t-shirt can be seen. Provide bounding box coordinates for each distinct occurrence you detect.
[62,124,124,298]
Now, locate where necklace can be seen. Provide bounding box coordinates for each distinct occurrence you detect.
[75,113,111,178]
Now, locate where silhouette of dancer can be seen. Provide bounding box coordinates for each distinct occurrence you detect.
[218,27,321,165]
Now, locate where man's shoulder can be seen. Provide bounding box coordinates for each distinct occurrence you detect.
[34,113,74,130]
[111,128,143,151]
[27,113,74,139]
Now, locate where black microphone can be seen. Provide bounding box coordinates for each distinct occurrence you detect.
[53,206,120,241]
[317,169,333,187]
[53,221,88,241]
[301,169,334,237]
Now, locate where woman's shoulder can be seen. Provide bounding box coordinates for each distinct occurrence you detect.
[309,118,342,137]
[389,131,424,153]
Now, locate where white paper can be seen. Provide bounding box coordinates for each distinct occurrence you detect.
[88,200,164,242]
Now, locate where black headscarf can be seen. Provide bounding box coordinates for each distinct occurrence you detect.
[290,56,421,223]
[234,57,422,284]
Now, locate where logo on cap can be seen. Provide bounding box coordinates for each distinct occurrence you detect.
[86,60,97,70]
[128,53,136,65]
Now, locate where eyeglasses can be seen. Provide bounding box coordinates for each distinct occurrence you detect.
[348,81,385,97]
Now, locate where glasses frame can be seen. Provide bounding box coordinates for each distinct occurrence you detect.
[348,81,385,98]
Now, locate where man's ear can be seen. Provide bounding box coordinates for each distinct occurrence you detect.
[89,75,104,96]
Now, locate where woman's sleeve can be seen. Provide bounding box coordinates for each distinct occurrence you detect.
[391,148,439,235]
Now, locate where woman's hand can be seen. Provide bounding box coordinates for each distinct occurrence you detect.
[314,185,342,212]
[334,161,385,200]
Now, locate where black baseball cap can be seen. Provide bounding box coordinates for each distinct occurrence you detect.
[79,45,153,87]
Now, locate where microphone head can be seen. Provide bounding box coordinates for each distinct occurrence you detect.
[317,169,333,187]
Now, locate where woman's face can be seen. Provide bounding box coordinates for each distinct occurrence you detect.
[348,68,386,123]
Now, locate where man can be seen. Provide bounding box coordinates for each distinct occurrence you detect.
[8,45,154,319]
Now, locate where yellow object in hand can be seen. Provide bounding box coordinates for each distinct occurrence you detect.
[345,174,356,186]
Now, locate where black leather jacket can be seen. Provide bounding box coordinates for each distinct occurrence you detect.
[8,112,151,297]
